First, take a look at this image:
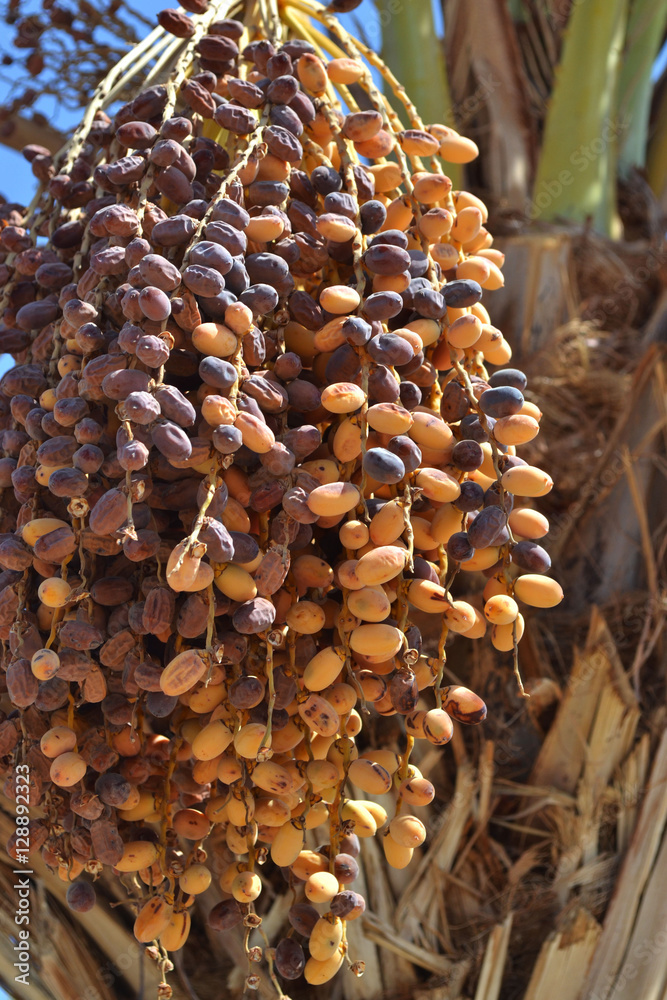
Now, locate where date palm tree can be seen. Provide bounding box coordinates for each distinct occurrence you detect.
[0,3,666,1000]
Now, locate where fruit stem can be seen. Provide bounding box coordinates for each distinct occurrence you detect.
[512,618,528,698]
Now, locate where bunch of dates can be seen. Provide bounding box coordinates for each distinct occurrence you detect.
[0,0,561,989]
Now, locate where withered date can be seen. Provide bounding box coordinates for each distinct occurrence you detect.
[142,587,175,635]
[89,488,128,536]
[57,648,92,682]
[99,629,136,668]
[5,659,38,708]
[90,818,124,866]
[34,677,69,712]
[90,577,134,607]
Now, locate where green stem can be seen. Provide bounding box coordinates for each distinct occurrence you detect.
[532,0,629,235]
[616,0,667,175]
